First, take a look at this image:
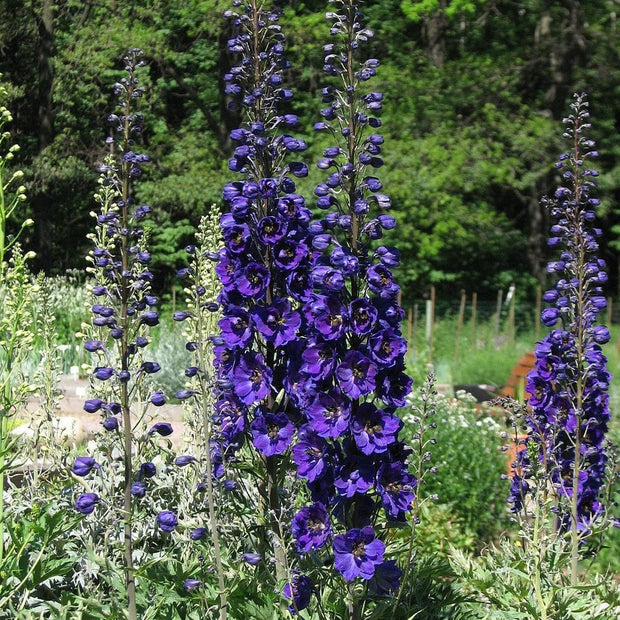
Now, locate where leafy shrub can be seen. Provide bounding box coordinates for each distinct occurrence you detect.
[401,390,512,547]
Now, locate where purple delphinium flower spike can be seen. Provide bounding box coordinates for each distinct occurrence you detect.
[289,0,415,578]
[509,94,613,538]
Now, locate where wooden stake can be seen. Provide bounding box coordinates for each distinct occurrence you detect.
[454,290,466,363]
[470,292,477,347]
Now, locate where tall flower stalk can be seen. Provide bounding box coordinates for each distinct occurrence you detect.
[509,94,614,585]
[0,92,35,564]
[79,49,168,620]
[203,0,313,584]
[292,0,414,607]
[177,209,228,618]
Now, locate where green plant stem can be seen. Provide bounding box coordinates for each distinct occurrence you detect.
[532,499,548,620]
[0,338,14,566]
[347,581,359,620]
[119,95,137,620]
[265,454,287,583]
[569,129,586,587]
[0,408,6,565]
[200,385,227,619]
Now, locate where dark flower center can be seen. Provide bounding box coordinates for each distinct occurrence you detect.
[330,314,342,327]
[308,518,325,532]
[325,406,340,419]
[352,541,366,558]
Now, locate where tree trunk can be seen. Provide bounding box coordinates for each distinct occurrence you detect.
[536,1,586,119]
[423,1,448,67]
[33,0,55,264]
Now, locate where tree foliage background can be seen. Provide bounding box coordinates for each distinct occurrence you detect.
[1,0,619,304]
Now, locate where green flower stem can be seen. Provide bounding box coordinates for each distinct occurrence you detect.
[119,94,137,620]
[532,498,549,620]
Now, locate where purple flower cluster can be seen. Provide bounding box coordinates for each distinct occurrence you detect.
[198,0,415,592]
[205,2,314,465]
[510,94,612,532]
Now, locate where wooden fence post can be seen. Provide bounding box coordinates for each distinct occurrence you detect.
[470,291,477,348]
[454,289,466,363]
[426,286,435,365]
[494,289,503,339]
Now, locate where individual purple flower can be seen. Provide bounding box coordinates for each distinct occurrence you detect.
[175,455,197,467]
[306,389,351,438]
[140,361,160,375]
[367,559,402,595]
[333,526,385,581]
[157,510,178,532]
[376,461,417,520]
[336,350,377,399]
[93,366,114,381]
[273,238,308,271]
[349,298,378,336]
[102,416,119,431]
[252,298,301,346]
[351,403,401,455]
[291,425,331,482]
[150,390,166,406]
[189,527,207,541]
[176,388,197,400]
[256,215,286,244]
[250,410,295,457]
[300,342,338,381]
[368,327,407,367]
[223,223,252,255]
[72,456,100,477]
[139,462,157,479]
[366,264,400,299]
[242,552,262,566]
[131,481,146,498]
[219,305,254,347]
[237,262,270,298]
[183,579,203,592]
[233,351,273,405]
[84,398,104,413]
[283,574,313,613]
[334,453,375,498]
[149,422,173,436]
[306,294,347,341]
[291,502,332,552]
[75,492,99,515]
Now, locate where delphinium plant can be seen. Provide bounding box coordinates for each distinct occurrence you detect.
[0,89,81,618]
[0,89,36,567]
[292,1,415,614]
[188,0,316,602]
[71,49,186,620]
[510,93,617,573]
[455,95,620,620]
[188,0,416,616]
[174,208,228,618]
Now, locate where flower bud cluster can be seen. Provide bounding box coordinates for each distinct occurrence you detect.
[510,94,612,533]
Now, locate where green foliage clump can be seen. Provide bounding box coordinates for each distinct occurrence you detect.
[401,390,512,547]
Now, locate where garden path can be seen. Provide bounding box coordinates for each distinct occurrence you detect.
[20,374,185,448]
